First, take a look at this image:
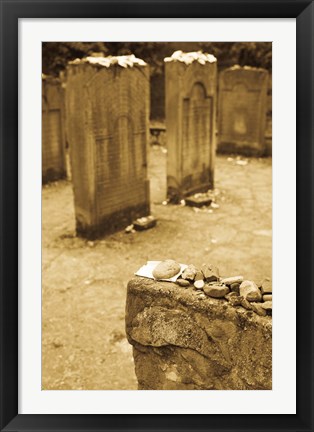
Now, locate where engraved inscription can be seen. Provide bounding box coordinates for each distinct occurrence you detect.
[182,82,212,179]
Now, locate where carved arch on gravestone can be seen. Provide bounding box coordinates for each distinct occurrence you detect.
[188,81,207,100]
[182,81,212,183]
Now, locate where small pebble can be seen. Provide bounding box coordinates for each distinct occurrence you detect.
[260,278,272,294]
[201,264,219,282]
[221,276,244,286]
[125,224,134,233]
[230,282,240,294]
[204,284,229,298]
[194,270,204,281]
[181,264,197,282]
[225,291,238,299]
[240,298,253,310]
[263,294,272,302]
[133,215,157,231]
[236,159,248,166]
[261,301,272,316]
[176,278,190,287]
[240,280,262,302]
[250,302,267,317]
[152,260,180,280]
[194,279,205,289]
[261,301,272,311]
[225,292,243,306]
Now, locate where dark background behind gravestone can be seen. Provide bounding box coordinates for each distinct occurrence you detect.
[42,42,272,121]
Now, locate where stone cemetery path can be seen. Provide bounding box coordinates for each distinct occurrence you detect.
[42,149,272,390]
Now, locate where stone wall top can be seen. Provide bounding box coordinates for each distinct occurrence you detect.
[164,50,217,65]
[69,54,147,68]
[127,276,272,330]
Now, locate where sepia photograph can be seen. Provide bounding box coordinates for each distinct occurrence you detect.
[42,41,272,391]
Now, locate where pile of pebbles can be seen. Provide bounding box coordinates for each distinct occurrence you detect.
[177,264,272,317]
[164,50,217,65]
[153,261,272,317]
[167,188,223,208]
[69,54,147,69]
[125,215,157,233]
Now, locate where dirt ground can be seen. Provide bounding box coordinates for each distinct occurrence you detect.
[42,148,272,390]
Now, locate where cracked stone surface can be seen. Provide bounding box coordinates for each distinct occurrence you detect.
[126,277,272,390]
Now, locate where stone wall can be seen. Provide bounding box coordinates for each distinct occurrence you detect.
[65,56,150,239]
[126,276,272,390]
[42,75,66,183]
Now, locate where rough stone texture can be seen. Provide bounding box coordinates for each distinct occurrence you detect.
[65,58,150,239]
[181,264,197,281]
[201,264,219,282]
[230,282,240,294]
[218,66,268,156]
[126,276,272,390]
[176,278,190,287]
[165,54,217,200]
[221,276,243,286]
[203,283,229,298]
[240,280,262,302]
[261,277,272,294]
[261,301,272,312]
[42,76,66,183]
[152,260,181,280]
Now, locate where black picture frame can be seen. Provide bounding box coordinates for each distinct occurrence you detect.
[0,1,313,431]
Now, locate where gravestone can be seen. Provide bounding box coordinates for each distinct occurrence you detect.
[218,65,269,155]
[42,75,66,183]
[65,55,150,239]
[164,51,217,200]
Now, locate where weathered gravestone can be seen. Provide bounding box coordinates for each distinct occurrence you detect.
[65,55,150,239]
[126,276,272,390]
[165,51,217,201]
[42,75,66,183]
[218,65,268,156]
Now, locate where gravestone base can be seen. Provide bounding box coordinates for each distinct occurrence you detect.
[126,276,272,390]
[76,202,150,240]
[185,195,212,208]
[42,168,66,185]
[167,181,213,204]
[217,141,265,157]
